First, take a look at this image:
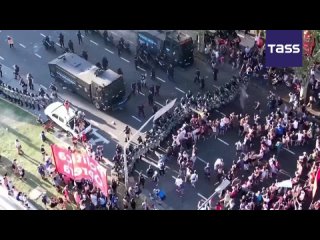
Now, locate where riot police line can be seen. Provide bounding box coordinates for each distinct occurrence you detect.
[0,80,58,111]
[112,75,249,178]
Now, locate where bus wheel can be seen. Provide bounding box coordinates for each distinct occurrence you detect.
[94,101,101,110]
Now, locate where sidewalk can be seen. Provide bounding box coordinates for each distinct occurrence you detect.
[0,176,37,210]
[0,63,49,122]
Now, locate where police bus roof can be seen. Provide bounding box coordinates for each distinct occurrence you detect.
[49,53,121,87]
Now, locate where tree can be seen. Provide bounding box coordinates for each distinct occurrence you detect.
[294,30,320,102]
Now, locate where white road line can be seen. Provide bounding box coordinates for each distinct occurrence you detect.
[127,40,134,45]
[213,84,219,90]
[134,170,148,179]
[155,101,164,107]
[108,131,118,140]
[138,66,146,72]
[139,92,145,96]
[34,53,42,59]
[89,119,100,127]
[238,33,245,38]
[217,138,229,146]
[55,43,61,47]
[279,169,291,177]
[0,56,4,60]
[90,40,98,46]
[81,34,85,38]
[197,193,208,200]
[105,48,114,54]
[172,176,177,180]
[110,31,120,37]
[40,33,46,37]
[283,148,296,155]
[19,43,26,48]
[197,157,208,164]
[156,77,166,83]
[215,109,226,116]
[132,116,142,122]
[175,87,186,94]
[40,84,47,90]
[120,57,130,63]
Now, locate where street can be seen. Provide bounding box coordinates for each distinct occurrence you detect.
[0,30,314,210]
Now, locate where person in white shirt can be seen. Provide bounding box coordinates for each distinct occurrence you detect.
[293,119,299,130]
[190,171,198,187]
[296,131,304,145]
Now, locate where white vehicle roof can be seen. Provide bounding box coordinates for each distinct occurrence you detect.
[44,102,76,122]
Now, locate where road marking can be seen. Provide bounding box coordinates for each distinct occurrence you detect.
[155,101,164,107]
[0,56,4,60]
[215,109,226,116]
[40,33,46,37]
[197,157,208,164]
[40,84,47,90]
[55,42,61,47]
[156,77,166,83]
[19,43,26,48]
[91,128,110,144]
[213,84,219,90]
[238,33,245,38]
[138,66,146,72]
[134,170,148,179]
[90,40,98,46]
[105,48,114,54]
[132,116,142,122]
[175,87,185,94]
[81,34,85,38]
[108,131,118,140]
[139,92,145,96]
[197,193,208,200]
[89,119,100,127]
[279,169,291,177]
[217,138,229,146]
[283,148,295,155]
[120,57,130,63]
[110,31,120,37]
[172,176,177,180]
[34,53,42,59]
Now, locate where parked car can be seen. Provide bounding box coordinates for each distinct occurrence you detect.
[44,102,92,137]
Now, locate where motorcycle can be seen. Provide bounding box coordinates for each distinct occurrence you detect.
[42,36,56,52]
[119,37,131,54]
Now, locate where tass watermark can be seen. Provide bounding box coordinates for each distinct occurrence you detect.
[265,30,303,67]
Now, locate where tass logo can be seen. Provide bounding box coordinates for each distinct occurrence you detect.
[266,30,303,67]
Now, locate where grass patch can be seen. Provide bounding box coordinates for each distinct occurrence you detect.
[0,100,74,210]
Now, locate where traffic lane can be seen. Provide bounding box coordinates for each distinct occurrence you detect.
[1,30,63,62]
[37,30,226,100]
[0,33,154,131]
[133,159,206,210]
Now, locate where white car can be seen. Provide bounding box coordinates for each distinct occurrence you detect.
[44,102,92,137]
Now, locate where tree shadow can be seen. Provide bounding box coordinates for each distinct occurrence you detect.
[1,123,39,152]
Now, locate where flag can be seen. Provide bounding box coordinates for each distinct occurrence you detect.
[312,168,320,201]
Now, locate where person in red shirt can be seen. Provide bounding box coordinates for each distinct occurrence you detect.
[215,202,223,210]
[64,100,70,114]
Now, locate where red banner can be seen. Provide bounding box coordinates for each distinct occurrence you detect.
[51,145,108,195]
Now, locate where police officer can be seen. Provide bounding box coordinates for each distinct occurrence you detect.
[148,92,154,106]
[134,55,139,70]
[34,94,40,111]
[138,104,145,118]
[131,82,136,95]
[59,33,65,48]
[102,57,108,70]
[68,40,74,53]
[27,73,34,90]
[30,93,36,110]
[151,67,156,81]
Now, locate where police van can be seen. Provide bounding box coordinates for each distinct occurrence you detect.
[48,53,126,111]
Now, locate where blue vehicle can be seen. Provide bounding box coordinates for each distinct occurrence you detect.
[137,31,194,68]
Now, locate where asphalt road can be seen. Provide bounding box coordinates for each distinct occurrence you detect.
[0,30,314,209]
